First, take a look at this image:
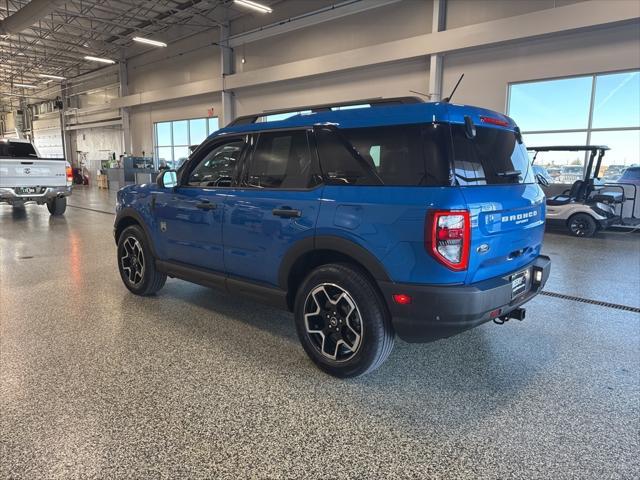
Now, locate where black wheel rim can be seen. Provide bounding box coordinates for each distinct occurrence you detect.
[303,283,363,362]
[570,218,589,236]
[120,236,145,285]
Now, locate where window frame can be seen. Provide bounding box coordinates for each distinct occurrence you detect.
[237,127,324,192]
[177,134,250,189]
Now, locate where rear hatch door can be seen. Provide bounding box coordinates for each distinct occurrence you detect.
[448,110,546,283]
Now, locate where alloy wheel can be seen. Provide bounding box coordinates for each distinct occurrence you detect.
[303,283,363,362]
[120,236,145,285]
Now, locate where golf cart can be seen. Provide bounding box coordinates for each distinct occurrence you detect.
[528,145,638,237]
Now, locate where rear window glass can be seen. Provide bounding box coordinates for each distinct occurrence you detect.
[315,124,450,186]
[0,141,37,158]
[620,167,640,181]
[451,125,535,185]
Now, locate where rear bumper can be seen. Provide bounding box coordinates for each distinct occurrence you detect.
[0,186,72,204]
[378,255,551,342]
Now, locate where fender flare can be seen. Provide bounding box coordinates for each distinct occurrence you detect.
[278,235,391,290]
[114,207,159,257]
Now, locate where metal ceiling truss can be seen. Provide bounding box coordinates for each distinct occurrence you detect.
[1,0,234,101]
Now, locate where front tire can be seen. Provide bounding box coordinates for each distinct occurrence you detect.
[567,213,597,237]
[117,225,166,295]
[294,263,394,378]
[46,196,66,215]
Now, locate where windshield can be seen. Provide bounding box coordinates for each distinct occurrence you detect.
[451,125,535,185]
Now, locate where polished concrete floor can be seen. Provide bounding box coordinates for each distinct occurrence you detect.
[1,187,639,479]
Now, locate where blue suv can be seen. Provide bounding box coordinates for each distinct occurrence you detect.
[115,98,551,377]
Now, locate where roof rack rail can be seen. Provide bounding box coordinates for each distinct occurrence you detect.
[228,96,424,126]
[527,145,610,152]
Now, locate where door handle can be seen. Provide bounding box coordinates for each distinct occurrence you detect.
[196,200,217,210]
[272,207,301,218]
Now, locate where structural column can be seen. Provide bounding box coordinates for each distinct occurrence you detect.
[428,0,446,101]
[119,55,132,155]
[220,23,235,126]
[59,83,73,163]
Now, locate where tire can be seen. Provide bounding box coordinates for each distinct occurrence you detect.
[117,225,166,295]
[46,196,67,215]
[567,213,597,238]
[294,263,394,378]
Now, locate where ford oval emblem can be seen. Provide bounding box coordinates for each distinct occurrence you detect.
[477,243,490,254]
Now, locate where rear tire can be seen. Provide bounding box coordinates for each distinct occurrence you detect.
[117,225,166,295]
[567,213,597,237]
[294,263,394,378]
[46,196,66,216]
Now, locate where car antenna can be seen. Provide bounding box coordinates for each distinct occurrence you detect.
[442,74,464,103]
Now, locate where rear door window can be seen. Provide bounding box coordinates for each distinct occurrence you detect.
[451,124,535,185]
[315,124,450,186]
[245,130,320,189]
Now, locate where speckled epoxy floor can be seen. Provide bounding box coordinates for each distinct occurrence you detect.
[1,189,639,479]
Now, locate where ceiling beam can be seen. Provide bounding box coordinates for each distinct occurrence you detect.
[0,0,69,35]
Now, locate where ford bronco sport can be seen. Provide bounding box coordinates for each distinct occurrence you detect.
[114,98,550,377]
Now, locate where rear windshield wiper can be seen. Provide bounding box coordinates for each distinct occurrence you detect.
[496,170,521,177]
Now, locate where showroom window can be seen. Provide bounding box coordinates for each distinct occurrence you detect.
[154,117,219,168]
[508,70,640,183]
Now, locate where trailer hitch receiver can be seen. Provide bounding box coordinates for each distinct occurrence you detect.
[494,307,526,324]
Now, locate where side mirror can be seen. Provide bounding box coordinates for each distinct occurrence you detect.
[535,173,550,187]
[157,169,178,189]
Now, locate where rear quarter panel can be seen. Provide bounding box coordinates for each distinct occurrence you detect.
[317,186,469,285]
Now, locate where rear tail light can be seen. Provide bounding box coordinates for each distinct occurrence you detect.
[426,210,470,271]
[66,165,73,185]
[480,115,510,127]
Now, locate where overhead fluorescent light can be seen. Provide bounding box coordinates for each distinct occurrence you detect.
[84,55,116,64]
[132,36,167,47]
[38,73,66,80]
[14,83,37,89]
[233,0,272,13]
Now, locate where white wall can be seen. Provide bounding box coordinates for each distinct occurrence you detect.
[128,30,220,94]
[235,59,429,116]
[235,1,432,72]
[442,22,640,113]
[123,0,639,154]
[73,126,124,178]
[445,0,586,29]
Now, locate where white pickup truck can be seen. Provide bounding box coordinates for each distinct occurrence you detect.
[0,138,72,215]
